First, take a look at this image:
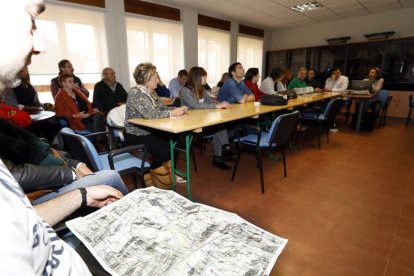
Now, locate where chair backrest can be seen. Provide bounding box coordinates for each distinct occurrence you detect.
[323,98,344,122]
[378,90,389,105]
[60,128,103,171]
[107,104,126,127]
[268,110,299,146]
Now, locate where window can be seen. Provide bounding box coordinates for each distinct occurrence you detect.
[126,17,183,87]
[347,41,386,80]
[237,36,263,80]
[198,27,230,87]
[30,3,108,103]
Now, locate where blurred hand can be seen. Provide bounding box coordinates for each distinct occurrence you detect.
[85,185,124,208]
[75,163,93,178]
[170,106,187,117]
[216,101,229,109]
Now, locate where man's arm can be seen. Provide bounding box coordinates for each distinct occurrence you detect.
[34,185,123,226]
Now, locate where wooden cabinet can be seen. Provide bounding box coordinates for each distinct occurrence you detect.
[387,91,414,118]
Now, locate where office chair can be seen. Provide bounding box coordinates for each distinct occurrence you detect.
[231,111,299,194]
[300,98,343,149]
[377,90,392,127]
[60,128,150,188]
[406,95,414,126]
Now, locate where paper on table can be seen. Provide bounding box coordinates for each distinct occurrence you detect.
[66,187,288,276]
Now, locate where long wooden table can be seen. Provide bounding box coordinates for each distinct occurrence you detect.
[129,92,341,199]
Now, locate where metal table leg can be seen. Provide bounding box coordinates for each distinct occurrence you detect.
[170,133,193,199]
[356,99,365,132]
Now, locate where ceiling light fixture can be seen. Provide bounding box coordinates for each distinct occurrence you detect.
[290,1,323,13]
[364,31,395,40]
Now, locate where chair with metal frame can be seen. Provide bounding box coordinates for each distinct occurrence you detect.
[377,90,392,127]
[231,111,299,194]
[300,97,343,149]
[60,127,150,188]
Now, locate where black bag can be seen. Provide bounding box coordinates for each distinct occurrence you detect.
[260,95,288,106]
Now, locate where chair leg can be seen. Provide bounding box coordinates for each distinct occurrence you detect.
[406,108,413,126]
[316,123,321,150]
[282,148,287,177]
[231,146,242,182]
[257,147,265,194]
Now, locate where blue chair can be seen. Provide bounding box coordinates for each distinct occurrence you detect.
[231,111,299,194]
[378,90,392,127]
[60,128,150,188]
[301,98,343,149]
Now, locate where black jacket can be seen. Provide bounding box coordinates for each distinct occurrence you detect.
[3,157,80,193]
[93,80,128,115]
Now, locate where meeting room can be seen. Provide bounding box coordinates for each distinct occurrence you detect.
[1,0,414,275]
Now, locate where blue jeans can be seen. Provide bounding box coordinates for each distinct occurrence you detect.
[32,170,128,205]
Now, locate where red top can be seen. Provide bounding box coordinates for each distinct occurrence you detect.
[0,102,31,128]
[244,80,266,101]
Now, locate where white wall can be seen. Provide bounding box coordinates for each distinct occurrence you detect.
[271,6,414,50]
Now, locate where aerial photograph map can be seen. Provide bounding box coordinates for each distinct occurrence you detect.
[67,187,287,275]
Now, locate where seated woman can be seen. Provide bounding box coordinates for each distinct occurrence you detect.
[124,62,187,169]
[55,73,105,136]
[244,68,266,101]
[180,66,236,170]
[365,67,384,95]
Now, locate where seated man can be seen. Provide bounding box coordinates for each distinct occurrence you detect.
[288,67,308,90]
[0,2,121,274]
[4,66,61,143]
[0,118,129,203]
[168,69,187,99]
[1,158,123,274]
[306,68,322,91]
[217,62,255,104]
[324,67,349,92]
[260,67,284,95]
[93,67,128,116]
[50,59,89,99]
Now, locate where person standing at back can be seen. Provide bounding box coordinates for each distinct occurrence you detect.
[217,62,255,104]
[50,59,89,98]
[93,67,128,115]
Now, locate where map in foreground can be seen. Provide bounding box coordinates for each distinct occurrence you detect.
[67,187,287,275]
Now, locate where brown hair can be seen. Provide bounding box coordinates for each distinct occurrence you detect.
[368,67,381,80]
[58,73,73,86]
[185,67,207,99]
[133,62,157,85]
[282,69,292,84]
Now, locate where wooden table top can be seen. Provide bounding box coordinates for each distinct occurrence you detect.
[128,92,341,134]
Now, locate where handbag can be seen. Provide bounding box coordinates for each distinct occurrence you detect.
[145,160,173,189]
[260,95,288,106]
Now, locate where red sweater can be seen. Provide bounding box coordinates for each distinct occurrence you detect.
[55,88,96,130]
[244,80,266,101]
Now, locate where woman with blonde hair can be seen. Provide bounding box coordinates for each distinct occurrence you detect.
[180,66,236,170]
[124,62,187,168]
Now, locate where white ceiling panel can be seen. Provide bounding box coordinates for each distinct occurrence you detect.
[400,0,414,7]
[364,2,402,12]
[152,0,411,29]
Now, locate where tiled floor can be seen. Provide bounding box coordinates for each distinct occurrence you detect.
[127,118,414,275]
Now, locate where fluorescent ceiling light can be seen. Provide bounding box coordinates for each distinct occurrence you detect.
[290,1,323,13]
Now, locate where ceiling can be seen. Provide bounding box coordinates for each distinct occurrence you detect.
[149,0,414,29]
